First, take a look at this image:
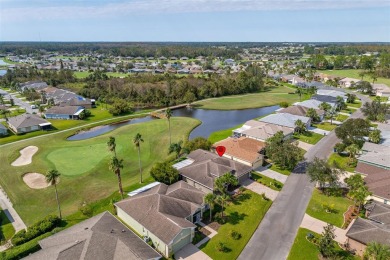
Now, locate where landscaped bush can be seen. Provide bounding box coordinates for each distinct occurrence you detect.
[230,230,242,240]
[215,242,229,252]
[214,212,227,224]
[11,215,61,246]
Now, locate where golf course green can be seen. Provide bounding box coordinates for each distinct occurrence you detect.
[0,117,200,225]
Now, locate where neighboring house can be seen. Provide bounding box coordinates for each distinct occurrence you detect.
[25,211,161,260]
[311,94,338,104]
[294,99,337,110]
[0,124,8,136]
[116,181,206,258]
[277,105,325,121]
[45,106,85,120]
[316,89,347,102]
[372,83,390,98]
[339,77,361,88]
[20,80,48,91]
[346,202,390,256]
[7,114,51,134]
[213,137,266,168]
[60,97,95,108]
[302,81,327,88]
[377,123,390,147]
[358,142,390,170]
[259,113,311,129]
[233,120,294,142]
[224,59,235,66]
[176,149,252,193]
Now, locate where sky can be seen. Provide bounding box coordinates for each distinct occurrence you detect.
[0,0,389,42]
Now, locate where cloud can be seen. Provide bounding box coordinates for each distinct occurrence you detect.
[2,0,390,22]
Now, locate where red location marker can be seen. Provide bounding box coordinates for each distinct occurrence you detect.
[216,146,226,157]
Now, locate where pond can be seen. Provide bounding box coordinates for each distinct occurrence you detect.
[67,105,279,141]
[0,70,7,77]
[0,59,9,66]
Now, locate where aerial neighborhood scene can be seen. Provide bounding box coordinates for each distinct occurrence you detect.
[0,0,390,260]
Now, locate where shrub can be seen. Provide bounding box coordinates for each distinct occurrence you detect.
[261,192,269,201]
[214,212,226,224]
[216,242,229,252]
[230,230,242,240]
[279,101,289,108]
[79,204,93,218]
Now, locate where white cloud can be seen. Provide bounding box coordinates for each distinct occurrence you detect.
[2,0,390,22]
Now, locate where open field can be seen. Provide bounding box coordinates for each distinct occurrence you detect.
[323,69,390,86]
[0,117,200,225]
[306,189,353,228]
[73,71,130,79]
[195,86,302,110]
[201,190,272,259]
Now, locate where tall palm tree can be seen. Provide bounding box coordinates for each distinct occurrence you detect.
[328,109,337,125]
[345,144,360,164]
[295,87,304,102]
[364,242,390,260]
[216,194,230,219]
[133,133,144,183]
[107,136,117,156]
[109,156,124,199]
[45,170,62,219]
[204,193,216,222]
[294,119,306,134]
[165,108,173,145]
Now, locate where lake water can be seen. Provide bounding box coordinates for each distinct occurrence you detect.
[0,59,8,66]
[67,105,279,141]
[0,70,7,76]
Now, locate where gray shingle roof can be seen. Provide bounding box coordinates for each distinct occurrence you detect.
[311,95,337,103]
[278,105,325,117]
[45,106,84,116]
[295,100,336,110]
[7,114,50,129]
[346,217,390,246]
[25,211,161,260]
[259,113,310,128]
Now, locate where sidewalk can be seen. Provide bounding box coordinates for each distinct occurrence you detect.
[195,222,218,247]
[300,214,348,244]
[255,167,288,184]
[0,187,27,232]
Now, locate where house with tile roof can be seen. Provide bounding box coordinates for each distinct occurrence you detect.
[25,211,161,260]
[115,181,206,258]
[7,114,51,134]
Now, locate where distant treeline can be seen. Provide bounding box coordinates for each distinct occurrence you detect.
[304,44,390,55]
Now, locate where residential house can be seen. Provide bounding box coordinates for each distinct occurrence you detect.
[377,123,390,147]
[115,181,206,258]
[346,202,390,256]
[213,137,266,168]
[321,74,342,83]
[7,114,51,134]
[259,113,311,129]
[233,120,294,142]
[358,142,390,170]
[316,89,347,102]
[311,94,339,104]
[277,105,325,121]
[45,106,85,120]
[0,124,8,136]
[20,80,48,91]
[175,149,252,193]
[224,59,235,66]
[25,211,161,260]
[372,83,390,99]
[59,97,95,109]
[294,99,337,110]
[339,77,361,88]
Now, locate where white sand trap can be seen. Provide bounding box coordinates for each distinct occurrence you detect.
[11,146,38,166]
[23,173,50,189]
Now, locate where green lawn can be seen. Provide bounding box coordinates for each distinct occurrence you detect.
[0,117,200,226]
[328,153,356,172]
[74,71,129,79]
[369,96,389,102]
[322,69,390,86]
[195,86,301,110]
[335,114,349,122]
[0,208,15,245]
[306,189,353,228]
[312,122,337,131]
[208,123,242,144]
[294,131,324,145]
[201,190,272,259]
[341,108,355,114]
[270,164,291,176]
[346,101,362,109]
[251,172,283,191]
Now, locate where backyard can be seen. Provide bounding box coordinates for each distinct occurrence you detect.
[201,190,272,259]
[0,117,200,226]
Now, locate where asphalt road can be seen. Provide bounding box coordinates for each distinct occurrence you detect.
[238,91,370,260]
[0,88,37,114]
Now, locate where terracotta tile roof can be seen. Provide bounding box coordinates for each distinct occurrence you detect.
[213,137,265,163]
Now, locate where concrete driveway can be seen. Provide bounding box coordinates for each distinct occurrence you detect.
[255,167,288,184]
[175,244,211,260]
[308,126,330,135]
[297,141,314,151]
[241,179,279,201]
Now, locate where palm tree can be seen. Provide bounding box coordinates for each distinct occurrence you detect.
[345,144,360,164]
[204,193,216,222]
[107,136,117,156]
[295,87,304,102]
[165,108,173,145]
[294,119,306,134]
[168,140,183,159]
[306,108,319,122]
[328,109,337,125]
[216,194,230,219]
[215,173,239,195]
[45,170,62,219]
[369,129,381,144]
[133,133,144,183]
[335,96,346,111]
[109,156,124,199]
[364,242,390,260]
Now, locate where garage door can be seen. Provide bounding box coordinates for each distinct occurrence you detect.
[238,172,250,184]
[172,233,192,253]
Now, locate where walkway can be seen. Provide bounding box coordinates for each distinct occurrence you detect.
[0,187,27,232]
[240,179,279,201]
[300,214,348,244]
[297,141,314,151]
[195,222,218,247]
[255,167,288,184]
[175,244,211,260]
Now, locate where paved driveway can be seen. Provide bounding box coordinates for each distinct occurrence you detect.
[175,244,211,260]
[255,167,288,184]
[308,126,330,135]
[241,179,279,201]
[297,141,314,151]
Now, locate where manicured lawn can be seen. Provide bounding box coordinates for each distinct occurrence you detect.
[294,131,324,145]
[335,114,349,122]
[0,208,15,245]
[369,96,389,102]
[322,69,390,86]
[288,228,320,260]
[306,189,353,228]
[74,71,129,79]
[312,122,337,131]
[208,124,242,144]
[251,172,283,191]
[201,190,272,259]
[270,164,291,176]
[328,153,356,172]
[346,101,362,109]
[341,108,355,114]
[0,117,200,226]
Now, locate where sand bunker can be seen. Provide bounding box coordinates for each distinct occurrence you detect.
[11,146,38,166]
[23,173,50,189]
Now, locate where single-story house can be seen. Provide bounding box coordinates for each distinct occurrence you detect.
[7,114,51,134]
[0,124,8,136]
[294,99,337,110]
[45,106,85,120]
[20,80,48,91]
[377,123,390,147]
[372,83,390,98]
[233,120,294,142]
[277,105,325,121]
[259,113,311,129]
[60,97,95,108]
[177,149,252,193]
[213,137,266,168]
[25,211,161,260]
[358,142,390,170]
[316,89,347,102]
[346,202,390,256]
[116,181,206,258]
[310,94,338,104]
[339,77,361,88]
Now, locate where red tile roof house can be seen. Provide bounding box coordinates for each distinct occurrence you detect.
[213,137,266,169]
